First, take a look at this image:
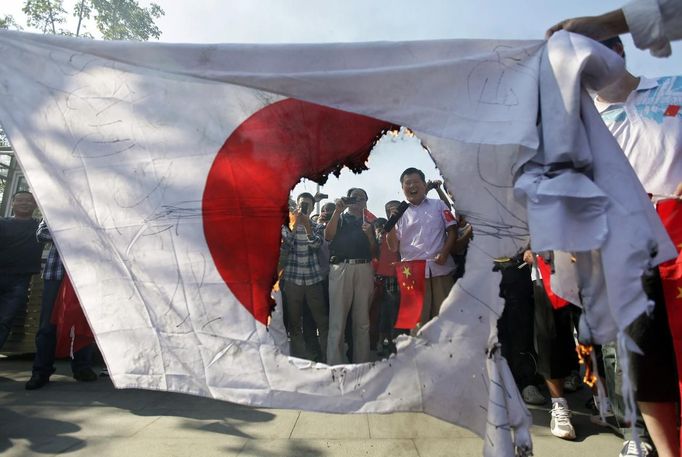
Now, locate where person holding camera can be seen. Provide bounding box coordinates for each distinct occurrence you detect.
[324,188,377,365]
[280,192,329,362]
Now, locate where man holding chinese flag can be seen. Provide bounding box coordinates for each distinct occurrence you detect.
[387,168,459,329]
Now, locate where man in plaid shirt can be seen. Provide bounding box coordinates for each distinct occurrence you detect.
[25,219,97,390]
[280,192,328,362]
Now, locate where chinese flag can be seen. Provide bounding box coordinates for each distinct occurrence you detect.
[656,198,682,442]
[363,208,378,223]
[51,275,95,358]
[394,260,426,329]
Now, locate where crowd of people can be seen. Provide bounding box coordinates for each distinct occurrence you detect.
[0,191,98,390]
[495,30,682,457]
[277,168,473,365]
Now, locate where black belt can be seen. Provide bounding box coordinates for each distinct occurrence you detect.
[330,257,371,265]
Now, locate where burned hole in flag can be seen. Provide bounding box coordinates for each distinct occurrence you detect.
[269,124,472,365]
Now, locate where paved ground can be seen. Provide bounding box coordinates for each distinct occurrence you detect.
[0,356,623,456]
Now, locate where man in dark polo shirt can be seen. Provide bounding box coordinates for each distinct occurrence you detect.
[0,191,43,350]
[324,188,376,365]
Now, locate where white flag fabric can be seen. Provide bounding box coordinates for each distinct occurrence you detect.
[0,30,675,456]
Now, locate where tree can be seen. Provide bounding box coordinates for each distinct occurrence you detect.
[90,0,164,41]
[21,0,164,40]
[22,0,67,34]
[0,15,22,30]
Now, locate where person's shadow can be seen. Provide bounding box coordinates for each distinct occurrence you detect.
[0,367,279,454]
[0,407,85,454]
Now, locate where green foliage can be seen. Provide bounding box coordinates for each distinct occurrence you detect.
[0,15,22,30]
[20,0,164,40]
[22,0,67,34]
[91,0,164,41]
[72,0,92,37]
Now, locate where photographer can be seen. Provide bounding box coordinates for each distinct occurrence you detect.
[324,188,376,365]
[280,192,328,362]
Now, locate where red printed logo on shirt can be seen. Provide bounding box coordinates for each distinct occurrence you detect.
[664,105,680,117]
[443,210,456,222]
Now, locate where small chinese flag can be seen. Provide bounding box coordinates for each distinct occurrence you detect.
[394,259,426,329]
[656,198,682,440]
[443,209,455,223]
[363,208,378,223]
[51,275,95,358]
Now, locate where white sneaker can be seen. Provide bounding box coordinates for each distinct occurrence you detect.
[619,440,655,457]
[521,385,546,405]
[550,400,576,440]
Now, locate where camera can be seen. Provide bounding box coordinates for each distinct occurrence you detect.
[341,196,357,204]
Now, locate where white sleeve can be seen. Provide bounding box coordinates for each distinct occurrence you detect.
[622,0,682,57]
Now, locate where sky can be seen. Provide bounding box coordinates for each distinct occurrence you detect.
[3,0,681,214]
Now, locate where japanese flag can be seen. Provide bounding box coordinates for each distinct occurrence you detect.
[0,29,673,456]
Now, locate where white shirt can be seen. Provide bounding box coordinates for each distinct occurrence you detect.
[595,76,682,196]
[623,0,682,57]
[395,198,457,278]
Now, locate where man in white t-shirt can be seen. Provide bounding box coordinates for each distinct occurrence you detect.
[386,167,458,326]
[595,47,682,199]
[595,36,681,457]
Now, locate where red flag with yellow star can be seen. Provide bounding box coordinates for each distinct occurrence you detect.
[394,260,426,329]
[656,198,682,422]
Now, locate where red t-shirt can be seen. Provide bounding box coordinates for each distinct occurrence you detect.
[375,237,399,277]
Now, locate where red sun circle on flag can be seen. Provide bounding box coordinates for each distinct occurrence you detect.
[202,98,394,324]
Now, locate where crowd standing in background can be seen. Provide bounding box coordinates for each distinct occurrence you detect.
[278,168,473,367]
[0,191,42,351]
[0,192,99,390]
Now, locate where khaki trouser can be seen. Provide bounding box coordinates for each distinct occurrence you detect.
[420,274,455,325]
[326,262,374,365]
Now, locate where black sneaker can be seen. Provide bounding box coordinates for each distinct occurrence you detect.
[73,368,98,382]
[25,373,50,390]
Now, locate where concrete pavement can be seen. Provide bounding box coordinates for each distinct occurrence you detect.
[0,356,624,456]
